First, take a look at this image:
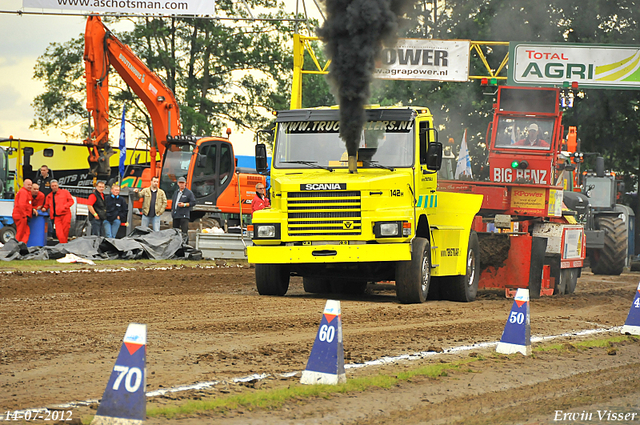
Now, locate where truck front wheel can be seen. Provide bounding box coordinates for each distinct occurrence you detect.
[396,237,431,304]
[440,231,480,302]
[256,264,290,296]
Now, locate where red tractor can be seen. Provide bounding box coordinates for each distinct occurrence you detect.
[438,86,585,297]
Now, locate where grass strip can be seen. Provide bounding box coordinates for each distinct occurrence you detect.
[146,360,474,419]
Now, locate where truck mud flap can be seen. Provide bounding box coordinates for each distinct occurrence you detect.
[528,237,548,299]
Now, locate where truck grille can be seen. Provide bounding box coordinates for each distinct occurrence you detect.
[287,191,362,236]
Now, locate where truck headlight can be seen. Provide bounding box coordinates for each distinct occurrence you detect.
[254,223,281,239]
[373,221,402,238]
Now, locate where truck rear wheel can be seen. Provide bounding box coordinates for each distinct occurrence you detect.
[590,216,627,276]
[255,264,290,296]
[303,277,331,294]
[395,237,431,304]
[440,231,480,302]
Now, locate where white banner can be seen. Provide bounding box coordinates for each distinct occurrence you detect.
[509,42,640,89]
[23,0,215,15]
[374,39,470,82]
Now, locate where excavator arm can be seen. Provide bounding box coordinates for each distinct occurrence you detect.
[83,15,181,179]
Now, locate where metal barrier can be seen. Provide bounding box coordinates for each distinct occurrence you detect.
[196,232,252,260]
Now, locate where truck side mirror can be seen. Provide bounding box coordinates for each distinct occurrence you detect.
[426,142,443,171]
[255,143,268,173]
[420,126,438,165]
[196,153,206,168]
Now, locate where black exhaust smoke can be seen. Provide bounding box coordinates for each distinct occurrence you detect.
[318,0,412,172]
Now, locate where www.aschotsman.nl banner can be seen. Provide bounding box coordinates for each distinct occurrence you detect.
[23,0,215,15]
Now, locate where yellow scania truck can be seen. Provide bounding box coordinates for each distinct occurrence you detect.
[247,106,483,303]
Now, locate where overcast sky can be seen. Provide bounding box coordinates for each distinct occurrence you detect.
[0,0,322,154]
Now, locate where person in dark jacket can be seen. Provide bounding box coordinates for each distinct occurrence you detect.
[104,184,128,238]
[34,165,53,198]
[171,177,196,242]
[87,181,107,236]
[35,165,54,237]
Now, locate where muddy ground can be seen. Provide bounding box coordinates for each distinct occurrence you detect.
[1,263,639,424]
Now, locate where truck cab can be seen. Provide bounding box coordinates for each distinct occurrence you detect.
[248,106,482,303]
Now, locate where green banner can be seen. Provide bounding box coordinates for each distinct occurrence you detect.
[508,42,640,90]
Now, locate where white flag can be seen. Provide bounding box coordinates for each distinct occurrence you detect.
[455,129,473,179]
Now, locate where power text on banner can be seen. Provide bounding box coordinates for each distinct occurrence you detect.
[374,39,470,82]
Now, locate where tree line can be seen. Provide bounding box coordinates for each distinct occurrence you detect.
[32,0,640,195]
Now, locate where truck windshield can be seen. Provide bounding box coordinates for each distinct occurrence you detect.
[161,143,193,201]
[494,117,554,150]
[274,120,415,169]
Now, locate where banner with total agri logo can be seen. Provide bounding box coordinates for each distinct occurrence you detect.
[508,42,640,90]
[22,0,215,15]
[374,39,470,82]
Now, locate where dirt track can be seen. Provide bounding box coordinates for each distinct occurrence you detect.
[1,263,639,424]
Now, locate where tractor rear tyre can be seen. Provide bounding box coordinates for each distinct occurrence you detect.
[395,237,431,304]
[440,231,480,302]
[590,216,627,276]
[255,264,290,296]
[0,225,16,244]
[303,277,331,294]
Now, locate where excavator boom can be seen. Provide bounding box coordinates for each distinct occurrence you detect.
[83,15,181,178]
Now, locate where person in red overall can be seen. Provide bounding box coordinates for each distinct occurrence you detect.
[43,180,75,243]
[251,183,270,215]
[12,179,34,243]
[31,183,46,211]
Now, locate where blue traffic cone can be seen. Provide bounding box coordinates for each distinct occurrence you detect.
[91,323,147,425]
[496,288,531,355]
[621,282,640,336]
[300,300,346,385]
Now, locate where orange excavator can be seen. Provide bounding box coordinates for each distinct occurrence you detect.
[83,15,264,217]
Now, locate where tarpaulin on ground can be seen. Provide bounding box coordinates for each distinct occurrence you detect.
[0,227,202,261]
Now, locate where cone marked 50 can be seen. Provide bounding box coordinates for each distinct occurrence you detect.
[496,289,531,355]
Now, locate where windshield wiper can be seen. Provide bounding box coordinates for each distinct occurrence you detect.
[366,161,395,171]
[281,160,334,172]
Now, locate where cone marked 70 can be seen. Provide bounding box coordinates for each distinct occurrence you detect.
[92,323,147,425]
[621,282,640,336]
[496,288,531,356]
[300,300,346,385]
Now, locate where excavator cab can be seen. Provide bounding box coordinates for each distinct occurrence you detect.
[161,135,240,216]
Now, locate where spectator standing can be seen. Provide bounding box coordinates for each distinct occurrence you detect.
[12,179,34,243]
[104,184,128,238]
[43,180,74,244]
[35,165,54,238]
[34,165,53,198]
[251,183,270,215]
[132,176,167,231]
[171,176,196,242]
[87,181,107,236]
[31,183,45,212]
